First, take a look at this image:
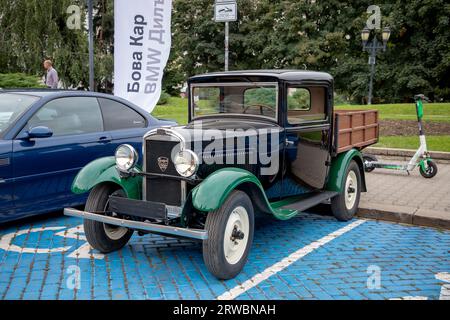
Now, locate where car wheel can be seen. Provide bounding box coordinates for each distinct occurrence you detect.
[419,160,438,179]
[331,160,361,222]
[203,190,254,280]
[83,184,134,253]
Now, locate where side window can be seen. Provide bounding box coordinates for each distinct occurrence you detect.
[28,97,104,137]
[98,98,146,131]
[287,87,327,125]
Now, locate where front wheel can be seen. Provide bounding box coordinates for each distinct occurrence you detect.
[420,160,438,179]
[83,184,134,253]
[203,190,255,280]
[331,160,362,221]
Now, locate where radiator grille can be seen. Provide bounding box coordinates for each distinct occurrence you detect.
[145,140,179,176]
[144,139,182,206]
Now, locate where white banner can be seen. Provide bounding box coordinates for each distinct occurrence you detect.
[114,0,172,113]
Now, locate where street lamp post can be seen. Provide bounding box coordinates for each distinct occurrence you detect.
[361,27,391,105]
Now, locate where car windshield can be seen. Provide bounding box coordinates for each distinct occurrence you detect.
[0,93,39,135]
[191,82,278,120]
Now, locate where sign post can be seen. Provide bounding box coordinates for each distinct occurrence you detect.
[214,0,237,71]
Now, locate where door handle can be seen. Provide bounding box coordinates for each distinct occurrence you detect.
[285,139,295,147]
[98,136,111,143]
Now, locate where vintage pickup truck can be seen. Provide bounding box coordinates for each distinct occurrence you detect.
[65,70,379,280]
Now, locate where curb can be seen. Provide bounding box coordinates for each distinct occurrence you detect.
[365,147,450,161]
[357,202,450,230]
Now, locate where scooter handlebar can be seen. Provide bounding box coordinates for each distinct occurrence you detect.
[414,94,430,102]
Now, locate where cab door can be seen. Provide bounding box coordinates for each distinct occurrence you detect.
[284,85,332,190]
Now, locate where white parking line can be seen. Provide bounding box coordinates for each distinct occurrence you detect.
[217,219,367,300]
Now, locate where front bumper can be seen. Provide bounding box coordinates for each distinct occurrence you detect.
[64,208,208,240]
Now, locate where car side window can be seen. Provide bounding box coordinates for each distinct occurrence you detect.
[28,97,104,137]
[98,98,146,131]
[287,87,327,125]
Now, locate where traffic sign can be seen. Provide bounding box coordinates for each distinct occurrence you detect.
[214,1,237,22]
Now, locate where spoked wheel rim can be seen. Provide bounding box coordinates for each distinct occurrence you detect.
[103,190,129,241]
[345,171,358,210]
[223,206,250,265]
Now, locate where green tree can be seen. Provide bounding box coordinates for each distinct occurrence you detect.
[0,0,89,87]
[1,0,449,102]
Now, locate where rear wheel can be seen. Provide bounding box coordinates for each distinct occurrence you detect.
[203,190,254,280]
[83,184,133,253]
[420,160,438,179]
[331,160,362,221]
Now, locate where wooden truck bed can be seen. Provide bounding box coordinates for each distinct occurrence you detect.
[334,109,379,154]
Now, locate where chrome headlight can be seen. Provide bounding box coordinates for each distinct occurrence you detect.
[174,150,199,178]
[115,144,138,172]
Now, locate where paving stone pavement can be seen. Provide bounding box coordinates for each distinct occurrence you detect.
[0,212,449,300]
[359,158,450,229]
[361,158,450,212]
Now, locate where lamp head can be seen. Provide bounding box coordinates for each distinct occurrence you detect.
[361,27,370,43]
[382,27,391,43]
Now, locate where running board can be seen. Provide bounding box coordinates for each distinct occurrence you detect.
[280,191,338,212]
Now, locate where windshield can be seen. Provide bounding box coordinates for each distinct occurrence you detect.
[0,93,39,135]
[191,82,278,120]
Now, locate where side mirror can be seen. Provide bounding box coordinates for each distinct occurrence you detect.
[27,126,53,139]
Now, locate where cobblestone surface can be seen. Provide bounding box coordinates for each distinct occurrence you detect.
[0,213,448,300]
[361,159,450,213]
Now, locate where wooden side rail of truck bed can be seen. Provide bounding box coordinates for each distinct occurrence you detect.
[333,109,379,154]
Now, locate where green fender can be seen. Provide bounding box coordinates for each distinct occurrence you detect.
[326,149,367,193]
[191,168,298,220]
[71,157,142,200]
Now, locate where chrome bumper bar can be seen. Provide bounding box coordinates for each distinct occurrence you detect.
[64,208,208,240]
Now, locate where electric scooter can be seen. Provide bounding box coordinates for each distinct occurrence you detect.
[363,94,438,179]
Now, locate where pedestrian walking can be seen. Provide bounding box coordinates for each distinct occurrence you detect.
[43,60,59,89]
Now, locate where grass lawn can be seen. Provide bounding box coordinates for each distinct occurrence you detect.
[374,136,450,152]
[152,97,450,152]
[335,103,450,122]
[152,97,188,124]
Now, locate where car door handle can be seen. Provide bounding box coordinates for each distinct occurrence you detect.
[98,136,112,143]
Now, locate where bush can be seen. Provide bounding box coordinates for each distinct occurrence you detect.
[157,91,171,105]
[334,92,350,106]
[0,73,45,88]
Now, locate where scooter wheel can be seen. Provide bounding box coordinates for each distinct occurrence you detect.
[420,160,438,179]
[363,154,378,173]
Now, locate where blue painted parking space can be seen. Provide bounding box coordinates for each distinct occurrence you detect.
[0,213,449,300]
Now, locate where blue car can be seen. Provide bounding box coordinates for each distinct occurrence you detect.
[0,90,175,223]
